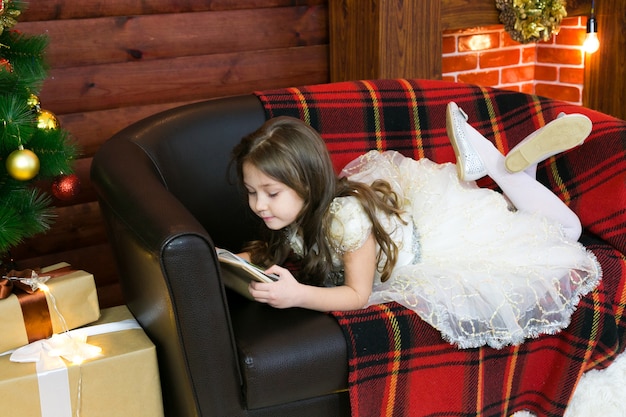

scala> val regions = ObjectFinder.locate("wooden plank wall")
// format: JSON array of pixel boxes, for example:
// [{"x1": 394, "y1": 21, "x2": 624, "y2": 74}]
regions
[
  {"x1": 13, "y1": 0, "x2": 329, "y2": 307},
  {"x1": 583, "y1": 0, "x2": 626, "y2": 121}
]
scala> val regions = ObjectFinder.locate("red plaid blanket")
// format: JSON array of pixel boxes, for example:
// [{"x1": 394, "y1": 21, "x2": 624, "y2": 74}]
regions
[{"x1": 255, "y1": 79, "x2": 626, "y2": 417}]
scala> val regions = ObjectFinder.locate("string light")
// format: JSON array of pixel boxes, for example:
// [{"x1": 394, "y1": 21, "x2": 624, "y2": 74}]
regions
[
  {"x1": 39, "y1": 281, "x2": 71, "y2": 335},
  {"x1": 583, "y1": 0, "x2": 600, "y2": 54},
  {"x1": 41, "y1": 281, "x2": 103, "y2": 359}
]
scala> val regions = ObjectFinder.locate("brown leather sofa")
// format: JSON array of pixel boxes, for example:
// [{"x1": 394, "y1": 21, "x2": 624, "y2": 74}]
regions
[
  {"x1": 91, "y1": 79, "x2": 626, "y2": 417},
  {"x1": 91, "y1": 94, "x2": 350, "y2": 417}
]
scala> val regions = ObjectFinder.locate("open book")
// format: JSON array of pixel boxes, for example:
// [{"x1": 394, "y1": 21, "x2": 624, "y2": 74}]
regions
[{"x1": 217, "y1": 248, "x2": 278, "y2": 299}]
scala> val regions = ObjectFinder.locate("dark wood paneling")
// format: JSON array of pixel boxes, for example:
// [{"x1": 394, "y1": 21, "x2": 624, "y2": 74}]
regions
[
  {"x1": 440, "y1": 0, "x2": 499, "y2": 30},
  {"x1": 57, "y1": 101, "x2": 194, "y2": 157},
  {"x1": 330, "y1": 0, "x2": 441, "y2": 81},
  {"x1": 40, "y1": 45, "x2": 328, "y2": 114},
  {"x1": 20, "y1": 6, "x2": 328, "y2": 68},
  {"x1": 20, "y1": 0, "x2": 327, "y2": 21},
  {"x1": 583, "y1": 0, "x2": 626, "y2": 120},
  {"x1": 12, "y1": 202, "x2": 108, "y2": 260}
]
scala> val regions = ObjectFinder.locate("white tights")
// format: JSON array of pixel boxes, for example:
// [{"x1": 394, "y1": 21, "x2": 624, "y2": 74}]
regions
[{"x1": 464, "y1": 123, "x2": 582, "y2": 241}]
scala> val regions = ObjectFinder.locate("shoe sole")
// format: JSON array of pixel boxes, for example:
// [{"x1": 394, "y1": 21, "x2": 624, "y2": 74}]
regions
[
  {"x1": 446, "y1": 103, "x2": 468, "y2": 181},
  {"x1": 504, "y1": 115, "x2": 592, "y2": 173}
]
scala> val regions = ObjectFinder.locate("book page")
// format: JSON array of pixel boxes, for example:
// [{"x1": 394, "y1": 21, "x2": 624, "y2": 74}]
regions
[{"x1": 216, "y1": 248, "x2": 277, "y2": 283}]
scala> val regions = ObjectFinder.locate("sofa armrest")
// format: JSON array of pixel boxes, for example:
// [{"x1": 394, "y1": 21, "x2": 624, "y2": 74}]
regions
[{"x1": 92, "y1": 133, "x2": 247, "y2": 417}]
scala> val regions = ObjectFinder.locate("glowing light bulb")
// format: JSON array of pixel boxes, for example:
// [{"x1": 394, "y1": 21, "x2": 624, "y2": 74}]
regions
[
  {"x1": 583, "y1": 32, "x2": 600, "y2": 53},
  {"x1": 584, "y1": 11, "x2": 599, "y2": 54}
]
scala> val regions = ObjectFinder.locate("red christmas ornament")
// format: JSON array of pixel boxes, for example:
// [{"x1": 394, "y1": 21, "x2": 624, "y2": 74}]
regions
[
  {"x1": 0, "y1": 58, "x2": 12, "y2": 72},
  {"x1": 51, "y1": 174, "x2": 81, "y2": 201}
]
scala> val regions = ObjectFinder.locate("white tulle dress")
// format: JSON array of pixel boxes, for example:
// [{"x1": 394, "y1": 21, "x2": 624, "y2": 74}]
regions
[{"x1": 311, "y1": 150, "x2": 601, "y2": 349}]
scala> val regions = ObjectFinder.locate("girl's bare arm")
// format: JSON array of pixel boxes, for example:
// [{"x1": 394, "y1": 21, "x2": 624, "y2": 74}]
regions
[{"x1": 250, "y1": 234, "x2": 377, "y2": 311}]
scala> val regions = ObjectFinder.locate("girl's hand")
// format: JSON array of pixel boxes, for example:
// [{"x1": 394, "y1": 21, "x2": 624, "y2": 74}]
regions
[
  {"x1": 248, "y1": 265, "x2": 303, "y2": 308},
  {"x1": 248, "y1": 234, "x2": 377, "y2": 312}
]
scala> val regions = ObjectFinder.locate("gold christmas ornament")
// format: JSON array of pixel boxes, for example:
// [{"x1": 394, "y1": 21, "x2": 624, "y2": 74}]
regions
[
  {"x1": 36, "y1": 109, "x2": 59, "y2": 130},
  {"x1": 27, "y1": 94, "x2": 41, "y2": 111},
  {"x1": 5, "y1": 146, "x2": 40, "y2": 181}
]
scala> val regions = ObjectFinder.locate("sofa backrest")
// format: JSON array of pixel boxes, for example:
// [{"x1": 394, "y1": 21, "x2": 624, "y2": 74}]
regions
[
  {"x1": 255, "y1": 79, "x2": 626, "y2": 255},
  {"x1": 120, "y1": 95, "x2": 269, "y2": 251}
]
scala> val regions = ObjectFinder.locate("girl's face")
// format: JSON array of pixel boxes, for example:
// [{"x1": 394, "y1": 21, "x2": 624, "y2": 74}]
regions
[{"x1": 242, "y1": 162, "x2": 305, "y2": 230}]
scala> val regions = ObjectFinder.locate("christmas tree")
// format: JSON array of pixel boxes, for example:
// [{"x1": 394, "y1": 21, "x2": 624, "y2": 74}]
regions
[{"x1": 0, "y1": 0, "x2": 77, "y2": 260}]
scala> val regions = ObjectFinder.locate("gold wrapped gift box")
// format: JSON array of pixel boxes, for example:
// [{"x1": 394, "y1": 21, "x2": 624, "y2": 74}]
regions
[
  {"x1": 0, "y1": 305, "x2": 164, "y2": 417},
  {"x1": 0, "y1": 263, "x2": 100, "y2": 353}
]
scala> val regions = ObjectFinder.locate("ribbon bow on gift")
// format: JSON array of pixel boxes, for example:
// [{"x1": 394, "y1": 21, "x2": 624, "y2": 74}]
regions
[
  {"x1": 9, "y1": 332, "x2": 102, "y2": 417},
  {"x1": 0, "y1": 268, "x2": 50, "y2": 299},
  {"x1": 1, "y1": 269, "x2": 55, "y2": 344},
  {"x1": 1, "y1": 266, "x2": 76, "y2": 346},
  {"x1": 11, "y1": 332, "x2": 103, "y2": 365},
  {"x1": 7, "y1": 319, "x2": 140, "y2": 417}
]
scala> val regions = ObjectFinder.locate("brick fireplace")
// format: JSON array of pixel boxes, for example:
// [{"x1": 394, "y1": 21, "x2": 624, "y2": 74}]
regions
[{"x1": 442, "y1": 17, "x2": 587, "y2": 105}]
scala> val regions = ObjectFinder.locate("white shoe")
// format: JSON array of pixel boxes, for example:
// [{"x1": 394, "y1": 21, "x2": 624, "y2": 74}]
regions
[
  {"x1": 446, "y1": 102, "x2": 488, "y2": 181},
  {"x1": 504, "y1": 113, "x2": 592, "y2": 173}
]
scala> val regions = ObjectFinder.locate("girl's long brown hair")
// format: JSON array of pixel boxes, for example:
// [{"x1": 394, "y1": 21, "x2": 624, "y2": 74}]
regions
[{"x1": 232, "y1": 116, "x2": 405, "y2": 286}]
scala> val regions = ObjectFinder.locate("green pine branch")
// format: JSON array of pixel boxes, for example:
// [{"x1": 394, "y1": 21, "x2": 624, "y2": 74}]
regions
[
  {"x1": 0, "y1": 0, "x2": 78, "y2": 253},
  {"x1": 29, "y1": 127, "x2": 78, "y2": 177},
  {"x1": 0, "y1": 185, "x2": 54, "y2": 252},
  {"x1": 0, "y1": 29, "x2": 49, "y2": 87},
  {"x1": 0, "y1": 68, "x2": 35, "y2": 96},
  {"x1": 0, "y1": 94, "x2": 35, "y2": 153}
]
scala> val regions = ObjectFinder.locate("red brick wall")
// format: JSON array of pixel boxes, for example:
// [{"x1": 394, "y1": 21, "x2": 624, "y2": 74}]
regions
[{"x1": 442, "y1": 17, "x2": 587, "y2": 104}]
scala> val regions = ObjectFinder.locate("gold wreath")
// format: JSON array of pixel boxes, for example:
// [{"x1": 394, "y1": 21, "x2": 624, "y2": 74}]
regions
[
  {"x1": 0, "y1": 0, "x2": 21, "y2": 37},
  {"x1": 496, "y1": 0, "x2": 568, "y2": 43}
]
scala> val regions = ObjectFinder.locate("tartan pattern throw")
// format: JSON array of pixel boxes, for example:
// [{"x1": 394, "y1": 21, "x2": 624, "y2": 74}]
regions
[{"x1": 255, "y1": 79, "x2": 626, "y2": 417}]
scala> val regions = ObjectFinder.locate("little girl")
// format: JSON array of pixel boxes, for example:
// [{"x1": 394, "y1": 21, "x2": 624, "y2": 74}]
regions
[{"x1": 230, "y1": 102, "x2": 601, "y2": 349}]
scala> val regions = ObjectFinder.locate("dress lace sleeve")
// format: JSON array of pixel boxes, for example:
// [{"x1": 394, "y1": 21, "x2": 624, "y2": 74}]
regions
[{"x1": 328, "y1": 196, "x2": 372, "y2": 254}]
